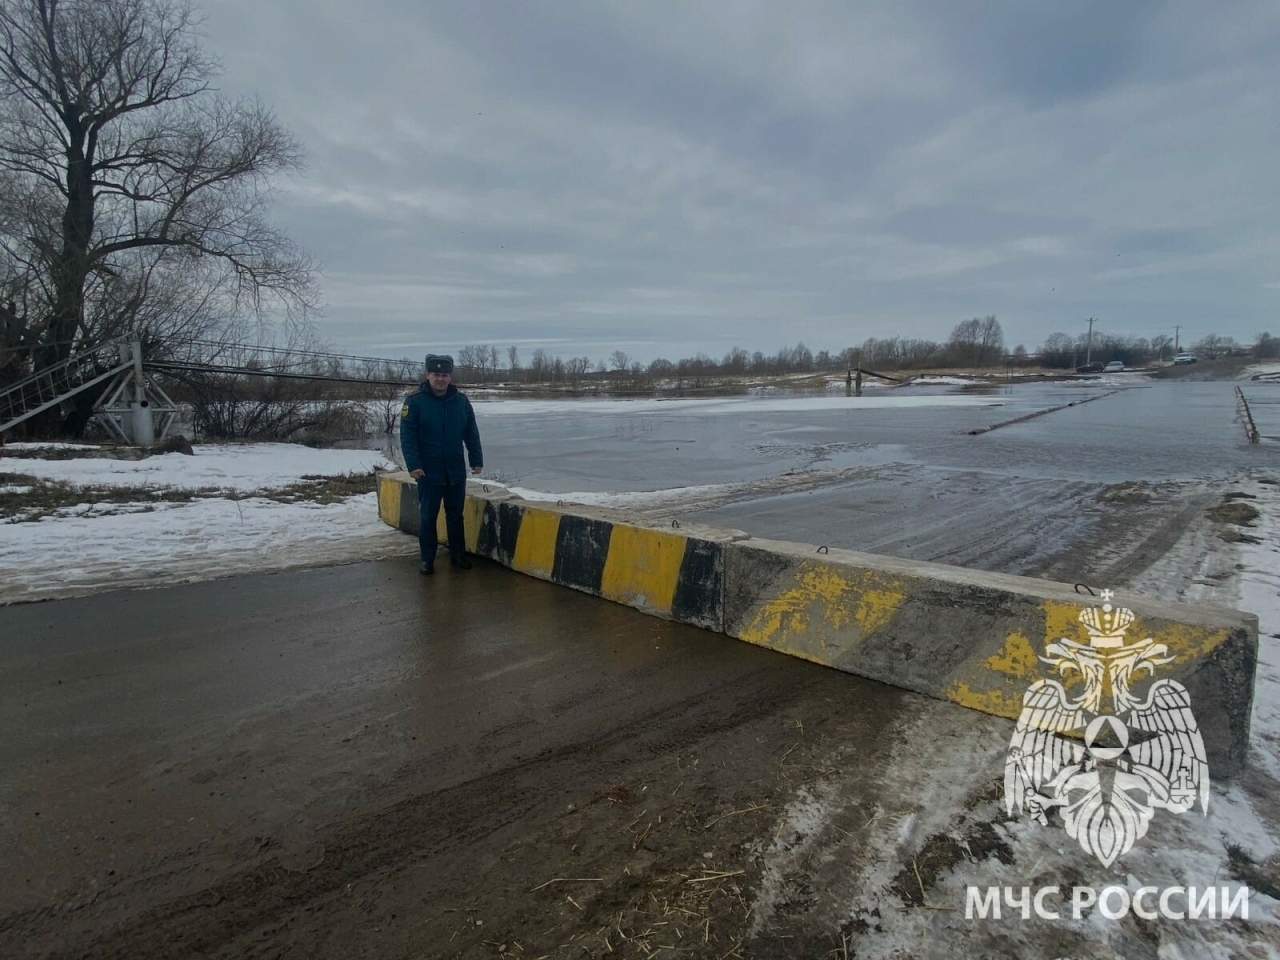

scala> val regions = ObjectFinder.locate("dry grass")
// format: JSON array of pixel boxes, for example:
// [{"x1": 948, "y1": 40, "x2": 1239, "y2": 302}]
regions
[
  {"x1": 0, "y1": 471, "x2": 376, "y2": 522},
  {"x1": 1206, "y1": 500, "x2": 1261, "y2": 527},
  {"x1": 559, "y1": 863, "x2": 756, "y2": 958}
]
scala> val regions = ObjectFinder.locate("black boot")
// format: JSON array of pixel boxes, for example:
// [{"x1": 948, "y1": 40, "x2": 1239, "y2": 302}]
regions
[
  {"x1": 450, "y1": 555, "x2": 473, "y2": 570},
  {"x1": 419, "y1": 561, "x2": 434, "y2": 575}
]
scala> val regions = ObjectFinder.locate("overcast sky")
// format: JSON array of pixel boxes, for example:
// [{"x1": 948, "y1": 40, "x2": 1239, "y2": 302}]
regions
[{"x1": 202, "y1": 1, "x2": 1280, "y2": 364}]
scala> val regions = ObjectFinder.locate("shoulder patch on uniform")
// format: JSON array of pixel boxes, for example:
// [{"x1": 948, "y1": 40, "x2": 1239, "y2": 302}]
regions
[{"x1": 400, "y1": 403, "x2": 410, "y2": 418}]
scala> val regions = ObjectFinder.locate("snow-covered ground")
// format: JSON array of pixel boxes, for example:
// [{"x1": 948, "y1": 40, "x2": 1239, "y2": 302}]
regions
[
  {"x1": 1, "y1": 441, "x2": 102, "y2": 451},
  {"x1": 908, "y1": 375, "x2": 977, "y2": 385},
  {"x1": 1244, "y1": 362, "x2": 1280, "y2": 381},
  {"x1": 0, "y1": 443, "x2": 407, "y2": 605},
  {"x1": 2, "y1": 441, "x2": 390, "y2": 492},
  {"x1": 1063, "y1": 371, "x2": 1156, "y2": 387}
]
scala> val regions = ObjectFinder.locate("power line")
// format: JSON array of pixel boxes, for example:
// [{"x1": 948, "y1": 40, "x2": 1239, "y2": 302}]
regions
[
  {"x1": 146, "y1": 360, "x2": 417, "y2": 387},
  {"x1": 182, "y1": 338, "x2": 419, "y2": 366}
]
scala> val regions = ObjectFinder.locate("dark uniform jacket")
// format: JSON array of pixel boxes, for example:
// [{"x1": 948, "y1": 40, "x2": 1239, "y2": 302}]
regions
[{"x1": 399, "y1": 383, "x2": 483, "y2": 484}]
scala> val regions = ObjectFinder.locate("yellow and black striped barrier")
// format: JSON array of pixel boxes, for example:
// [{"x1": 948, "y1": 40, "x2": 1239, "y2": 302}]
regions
[
  {"x1": 377, "y1": 472, "x2": 736, "y2": 629},
  {"x1": 377, "y1": 471, "x2": 1258, "y2": 776}
]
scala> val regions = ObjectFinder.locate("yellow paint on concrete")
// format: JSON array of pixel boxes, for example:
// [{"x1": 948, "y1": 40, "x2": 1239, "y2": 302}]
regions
[
  {"x1": 1046, "y1": 599, "x2": 1231, "y2": 664},
  {"x1": 984, "y1": 631, "x2": 1041, "y2": 678},
  {"x1": 378, "y1": 474, "x2": 402, "y2": 529},
  {"x1": 600, "y1": 525, "x2": 684, "y2": 612},
  {"x1": 946, "y1": 680, "x2": 1024, "y2": 720},
  {"x1": 856, "y1": 586, "x2": 903, "y2": 636},
  {"x1": 1135, "y1": 620, "x2": 1232, "y2": 662},
  {"x1": 463, "y1": 495, "x2": 485, "y2": 552},
  {"x1": 428, "y1": 496, "x2": 485, "y2": 549},
  {"x1": 1041, "y1": 600, "x2": 1081, "y2": 645},
  {"x1": 946, "y1": 598, "x2": 1239, "y2": 723},
  {"x1": 945, "y1": 630, "x2": 1042, "y2": 721},
  {"x1": 511, "y1": 507, "x2": 561, "y2": 579},
  {"x1": 947, "y1": 600, "x2": 1110, "y2": 720},
  {"x1": 737, "y1": 562, "x2": 906, "y2": 659}
]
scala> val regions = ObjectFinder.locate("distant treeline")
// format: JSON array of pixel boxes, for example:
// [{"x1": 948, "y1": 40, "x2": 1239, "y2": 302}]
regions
[{"x1": 454, "y1": 318, "x2": 1280, "y2": 383}]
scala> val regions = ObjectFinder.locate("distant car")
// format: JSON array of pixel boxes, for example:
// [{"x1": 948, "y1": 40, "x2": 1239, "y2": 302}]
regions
[
  {"x1": 1076, "y1": 361, "x2": 1104, "y2": 373},
  {"x1": 1104, "y1": 360, "x2": 1125, "y2": 372},
  {"x1": 1173, "y1": 352, "x2": 1198, "y2": 364}
]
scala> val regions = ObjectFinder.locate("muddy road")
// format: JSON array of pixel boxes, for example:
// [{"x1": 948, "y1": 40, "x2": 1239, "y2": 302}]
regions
[{"x1": 2, "y1": 559, "x2": 930, "y2": 959}]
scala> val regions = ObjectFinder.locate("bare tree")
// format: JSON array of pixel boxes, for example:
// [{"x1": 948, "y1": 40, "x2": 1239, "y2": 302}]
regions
[
  {"x1": 506, "y1": 344, "x2": 519, "y2": 376},
  {"x1": 0, "y1": 0, "x2": 315, "y2": 377},
  {"x1": 722, "y1": 346, "x2": 748, "y2": 374},
  {"x1": 530, "y1": 348, "x2": 548, "y2": 382},
  {"x1": 565, "y1": 355, "x2": 589, "y2": 386},
  {"x1": 1194, "y1": 334, "x2": 1234, "y2": 359},
  {"x1": 945, "y1": 316, "x2": 1002, "y2": 367},
  {"x1": 163, "y1": 325, "x2": 354, "y2": 441},
  {"x1": 1039, "y1": 332, "x2": 1077, "y2": 369},
  {"x1": 362, "y1": 356, "x2": 418, "y2": 436},
  {"x1": 609, "y1": 349, "x2": 631, "y2": 372},
  {"x1": 456, "y1": 344, "x2": 479, "y2": 380},
  {"x1": 460, "y1": 343, "x2": 494, "y2": 381},
  {"x1": 976, "y1": 315, "x2": 1004, "y2": 365},
  {"x1": 648, "y1": 357, "x2": 674, "y2": 377},
  {"x1": 1150, "y1": 334, "x2": 1173, "y2": 361}
]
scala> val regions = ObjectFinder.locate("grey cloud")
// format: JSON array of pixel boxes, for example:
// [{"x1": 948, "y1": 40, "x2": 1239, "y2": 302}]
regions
[{"x1": 199, "y1": 1, "x2": 1280, "y2": 360}]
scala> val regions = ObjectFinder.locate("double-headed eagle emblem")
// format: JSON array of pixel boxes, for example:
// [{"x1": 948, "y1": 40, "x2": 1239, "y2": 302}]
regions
[{"x1": 1004, "y1": 590, "x2": 1209, "y2": 867}]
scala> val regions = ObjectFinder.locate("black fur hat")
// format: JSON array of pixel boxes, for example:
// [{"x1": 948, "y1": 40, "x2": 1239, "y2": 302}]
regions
[{"x1": 425, "y1": 354, "x2": 454, "y2": 374}]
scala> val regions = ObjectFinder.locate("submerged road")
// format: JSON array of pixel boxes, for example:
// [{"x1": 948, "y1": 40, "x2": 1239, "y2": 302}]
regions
[{"x1": 1, "y1": 557, "x2": 920, "y2": 959}]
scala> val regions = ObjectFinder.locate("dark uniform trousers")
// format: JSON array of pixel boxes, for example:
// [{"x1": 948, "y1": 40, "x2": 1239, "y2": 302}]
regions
[{"x1": 417, "y1": 478, "x2": 467, "y2": 564}]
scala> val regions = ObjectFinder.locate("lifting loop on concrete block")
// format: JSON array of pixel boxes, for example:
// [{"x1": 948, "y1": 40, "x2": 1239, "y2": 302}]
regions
[
  {"x1": 1074, "y1": 583, "x2": 1096, "y2": 596},
  {"x1": 557, "y1": 499, "x2": 564, "y2": 506},
  {"x1": 482, "y1": 484, "x2": 490, "y2": 493},
  {"x1": 817, "y1": 545, "x2": 829, "y2": 554},
  {"x1": 671, "y1": 519, "x2": 680, "y2": 528}
]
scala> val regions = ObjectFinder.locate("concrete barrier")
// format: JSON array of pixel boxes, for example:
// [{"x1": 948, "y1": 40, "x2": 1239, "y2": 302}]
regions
[
  {"x1": 377, "y1": 471, "x2": 1258, "y2": 775},
  {"x1": 723, "y1": 538, "x2": 1256, "y2": 775},
  {"x1": 379, "y1": 473, "x2": 735, "y2": 630}
]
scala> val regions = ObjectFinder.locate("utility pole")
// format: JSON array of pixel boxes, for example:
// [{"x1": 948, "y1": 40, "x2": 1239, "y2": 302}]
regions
[
  {"x1": 1085, "y1": 317, "x2": 1096, "y2": 364},
  {"x1": 1174, "y1": 324, "x2": 1181, "y2": 353}
]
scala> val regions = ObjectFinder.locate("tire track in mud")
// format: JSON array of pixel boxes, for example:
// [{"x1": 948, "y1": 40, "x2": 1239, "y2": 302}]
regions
[
  {"x1": 1034, "y1": 484, "x2": 1220, "y2": 587},
  {"x1": 671, "y1": 465, "x2": 1225, "y2": 586},
  {"x1": 2, "y1": 664, "x2": 907, "y2": 960}
]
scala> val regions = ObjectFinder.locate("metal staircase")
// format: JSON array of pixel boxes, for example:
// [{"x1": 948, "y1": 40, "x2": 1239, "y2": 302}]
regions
[
  {"x1": 3, "y1": 335, "x2": 420, "y2": 444},
  {"x1": 0, "y1": 337, "x2": 133, "y2": 435},
  {"x1": 1, "y1": 337, "x2": 179, "y2": 442}
]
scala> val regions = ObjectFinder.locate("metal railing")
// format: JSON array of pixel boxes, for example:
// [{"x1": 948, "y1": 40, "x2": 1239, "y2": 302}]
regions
[
  {"x1": 0, "y1": 337, "x2": 132, "y2": 435},
  {"x1": 1235, "y1": 386, "x2": 1260, "y2": 444}
]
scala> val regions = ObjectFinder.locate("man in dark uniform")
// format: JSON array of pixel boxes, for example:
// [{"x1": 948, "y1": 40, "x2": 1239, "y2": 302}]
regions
[{"x1": 399, "y1": 354, "x2": 484, "y2": 574}]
